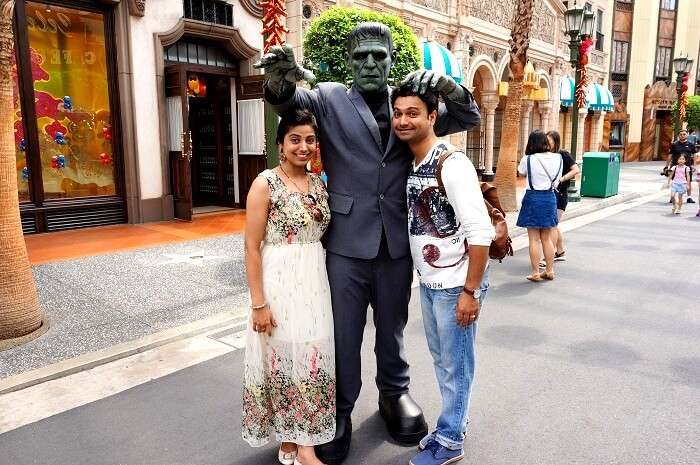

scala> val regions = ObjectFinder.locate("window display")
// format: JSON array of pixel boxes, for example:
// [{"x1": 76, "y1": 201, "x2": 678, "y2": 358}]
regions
[{"x1": 26, "y1": 2, "x2": 116, "y2": 199}]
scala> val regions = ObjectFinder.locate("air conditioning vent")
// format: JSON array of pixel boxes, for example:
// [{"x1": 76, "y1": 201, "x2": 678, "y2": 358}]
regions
[
  {"x1": 46, "y1": 206, "x2": 126, "y2": 232},
  {"x1": 21, "y1": 215, "x2": 37, "y2": 235}
]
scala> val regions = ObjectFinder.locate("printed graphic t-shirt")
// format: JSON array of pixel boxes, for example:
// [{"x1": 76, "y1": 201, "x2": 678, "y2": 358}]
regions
[{"x1": 407, "y1": 142, "x2": 495, "y2": 290}]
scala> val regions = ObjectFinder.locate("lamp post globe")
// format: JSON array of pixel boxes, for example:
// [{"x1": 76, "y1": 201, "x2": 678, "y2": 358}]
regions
[
  {"x1": 673, "y1": 55, "x2": 689, "y2": 75},
  {"x1": 564, "y1": 6, "x2": 585, "y2": 38},
  {"x1": 581, "y1": 11, "x2": 596, "y2": 38}
]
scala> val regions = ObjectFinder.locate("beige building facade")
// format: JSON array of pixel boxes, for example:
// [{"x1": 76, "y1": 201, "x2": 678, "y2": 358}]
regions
[
  {"x1": 604, "y1": 0, "x2": 700, "y2": 161},
  {"x1": 286, "y1": 0, "x2": 613, "y2": 176}
]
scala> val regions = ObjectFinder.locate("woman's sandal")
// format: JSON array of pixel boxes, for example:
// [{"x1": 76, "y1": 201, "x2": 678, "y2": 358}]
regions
[
  {"x1": 526, "y1": 274, "x2": 544, "y2": 282},
  {"x1": 540, "y1": 271, "x2": 555, "y2": 280},
  {"x1": 279, "y1": 447, "x2": 297, "y2": 465}
]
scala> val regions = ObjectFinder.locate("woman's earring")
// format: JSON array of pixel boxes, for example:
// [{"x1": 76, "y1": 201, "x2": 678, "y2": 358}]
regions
[{"x1": 279, "y1": 151, "x2": 287, "y2": 162}]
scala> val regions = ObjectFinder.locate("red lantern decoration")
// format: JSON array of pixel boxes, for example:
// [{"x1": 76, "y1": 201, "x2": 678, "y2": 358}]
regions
[
  {"x1": 102, "y1": 126, "x2": 112, "y2": 141},
  {"x1": 261, "y1": 0, "x2": 289, "y2": 54},
  {"x1": 680, "y1": 73, "x2": 690, "y2": 123},
  {"x1": 575, "y1": 37, "x2": 594, "y2": 109}
]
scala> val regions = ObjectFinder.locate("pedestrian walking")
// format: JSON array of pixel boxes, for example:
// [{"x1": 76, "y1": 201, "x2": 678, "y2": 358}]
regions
[
  {"x1": 668, "y1": 130, "x2": 698, "y2": 203},
  {"x1": 668, "y1": 154, "x2": 691, "y2": 215},
  {"x1": 517, "y1": 130, "x2": 562, "y2": 282},
  {"x1": 540, "y1": 131, "x2": 579, "y2": 268},
  {"x1": 242, "y1": 109, "x2": 335, "y2": 465},
  {"x1": 392, "y1": 84, "x2": 494, "y2": 465}
]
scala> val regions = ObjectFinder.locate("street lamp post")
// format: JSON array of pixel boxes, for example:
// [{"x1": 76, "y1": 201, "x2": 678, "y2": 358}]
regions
[
  {"x1": 673, "y1": 55, "x2": 694, "y2": 134},
  {"x1": 564, "y1": 5, "x2": 595, "y2": 202}
]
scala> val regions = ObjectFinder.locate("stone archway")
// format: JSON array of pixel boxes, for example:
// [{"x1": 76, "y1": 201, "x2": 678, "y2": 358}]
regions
[{"x1": 468, "y1": 59, "x2": 499, "y2": 179}]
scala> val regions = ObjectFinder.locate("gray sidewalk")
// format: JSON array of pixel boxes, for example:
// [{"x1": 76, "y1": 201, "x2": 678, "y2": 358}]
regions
[{"x1": 0, "y1": 161, "x2": 668, "y2": 381}]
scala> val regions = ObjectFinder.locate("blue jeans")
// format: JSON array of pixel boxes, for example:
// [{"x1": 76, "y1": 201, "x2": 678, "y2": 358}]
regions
[{"x1": 419, "y1": 269, "x2": 490, "y2": 450}]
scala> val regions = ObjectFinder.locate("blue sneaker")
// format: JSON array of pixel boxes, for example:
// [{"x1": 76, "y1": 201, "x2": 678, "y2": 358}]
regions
[{"x1": 409, "y1": 440, "x2": 464, "y2": 465}]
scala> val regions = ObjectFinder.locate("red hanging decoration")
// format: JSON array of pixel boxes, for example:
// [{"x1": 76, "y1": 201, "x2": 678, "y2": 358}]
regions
[
  {"x1": 575, "y1": 37, "x2": 594, "y2": 109},
  {"x1": 261, "y1": 0, "x2": 289, "y2": 53},
  {"x1": 679, "y1": 73, "x2": 689, "y2": 124}
]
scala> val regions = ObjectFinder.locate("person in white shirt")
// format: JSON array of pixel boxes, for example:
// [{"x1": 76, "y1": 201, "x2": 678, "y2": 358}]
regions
[
  {"x1": 516, "y1": 130, "x2": 562, "y2": 282},
  {"x1": 391, "y1": 84, "x2": 495, "y2": 465}
]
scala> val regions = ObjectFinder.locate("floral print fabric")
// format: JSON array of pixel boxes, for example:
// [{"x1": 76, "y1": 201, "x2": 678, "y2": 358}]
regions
[
  {"x1": 242, "y1": 169, "x2": 336, "y2": 447},
  {"x1": 261, "y1": 170, "x2": 330, "y2": 245}
]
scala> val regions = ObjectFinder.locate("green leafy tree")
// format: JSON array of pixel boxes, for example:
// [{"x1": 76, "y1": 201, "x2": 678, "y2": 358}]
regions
[
  {"x1": 303, "y1": 7, "x2": 421, "y2": 86},
  {"x1": 686, "y1": 95, "x2": 700, "y2": 131},
  {"x1": 672, "y1": 95, "x2": 700, "y2": 131}
]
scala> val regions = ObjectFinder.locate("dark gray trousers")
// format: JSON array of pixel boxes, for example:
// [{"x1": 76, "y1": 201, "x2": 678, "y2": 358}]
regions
[{"x1": 326, "y1": 241, "x2": 413, "y2": 417}]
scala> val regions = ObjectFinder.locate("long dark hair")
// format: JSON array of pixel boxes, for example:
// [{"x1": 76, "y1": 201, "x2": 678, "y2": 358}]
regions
[
  {"x1": 546, "y1": 130, "x2": 561, "y2": 153},
  {"x1": 275, "y1": 109, "x2": 319, "y2": 144},
  {"x1": 525, "y1": 130, "x2": 551, "y2": 155}
]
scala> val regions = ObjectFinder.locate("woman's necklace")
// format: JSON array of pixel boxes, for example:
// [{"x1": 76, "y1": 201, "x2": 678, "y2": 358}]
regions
[
  {"x1": 279, "y1": 165, "x2": 309, "y2": 194},
  {"x1": 279, "y1": 165, "x2": 323, "y2": 221}
]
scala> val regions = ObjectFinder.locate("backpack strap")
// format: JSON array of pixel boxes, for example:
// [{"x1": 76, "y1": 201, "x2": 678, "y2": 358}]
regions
[{"x1": 436, "y1": 143, "x2": 461, "y2": 191}]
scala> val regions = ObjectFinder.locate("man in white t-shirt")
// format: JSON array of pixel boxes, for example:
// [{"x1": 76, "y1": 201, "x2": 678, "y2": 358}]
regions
[{"x1": 391, "y1": 84, "x2": 495, "y2": 465}]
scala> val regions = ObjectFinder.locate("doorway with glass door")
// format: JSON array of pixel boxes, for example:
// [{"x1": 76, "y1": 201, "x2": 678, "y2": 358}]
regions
[{"x1": 188, "y1": 73, "x2": 236, "y2": 213}]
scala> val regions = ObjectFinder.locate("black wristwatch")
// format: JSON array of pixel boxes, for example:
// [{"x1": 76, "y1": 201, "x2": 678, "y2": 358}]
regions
[{"x1": 463, "y1": 286, "x2": 482, "y2": 300}]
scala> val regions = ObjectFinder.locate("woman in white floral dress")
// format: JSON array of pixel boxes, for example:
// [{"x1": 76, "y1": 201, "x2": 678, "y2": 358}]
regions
[{"x1": 242, "y1": 109, "x2": 335, "y2": 465}]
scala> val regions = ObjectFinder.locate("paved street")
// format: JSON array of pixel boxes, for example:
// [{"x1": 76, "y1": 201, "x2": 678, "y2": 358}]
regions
[{"x1": 1, "y1": 197, "x2": 697, "y2": 465}]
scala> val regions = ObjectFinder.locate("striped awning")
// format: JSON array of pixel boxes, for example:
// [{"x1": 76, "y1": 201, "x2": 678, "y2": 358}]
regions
[
  {"x1": 560, "y1": 76, "x2": 614, "y2": 111},
  {"x1": 421, "y1": 40, "x2": 463, "y2": 84},
  {"x1": 559, "y1": 75, "x2": 576, "y2": 107},
  {"x1": 586, "y1": 83, "x2": 615, "y2": 111}
]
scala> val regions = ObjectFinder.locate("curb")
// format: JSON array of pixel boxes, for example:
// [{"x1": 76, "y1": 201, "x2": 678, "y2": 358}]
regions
[
  {"x1": 508, "y1": 191, "x2": 644, "y2": 238},
  {"x1": 0, "y1": 310, "x2": 248, "y2": 396}
]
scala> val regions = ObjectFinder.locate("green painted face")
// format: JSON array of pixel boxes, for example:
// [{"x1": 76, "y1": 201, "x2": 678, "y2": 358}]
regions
[{"x1": 346, "y1": 38, "x2": 395, "y2": 94}]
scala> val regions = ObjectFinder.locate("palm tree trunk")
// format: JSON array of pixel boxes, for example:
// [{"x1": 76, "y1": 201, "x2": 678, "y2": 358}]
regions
[
  {"x1": 0, "y1": 0, "x2": 43, "y2": 340},
  {"x1": 494, "y1": 0, "x2": 534, "y2": 212}
]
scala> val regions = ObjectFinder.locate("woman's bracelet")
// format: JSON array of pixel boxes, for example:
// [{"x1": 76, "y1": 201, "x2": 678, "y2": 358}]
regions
[{"x1": 251, "y1": 302, "x2": 268, "y2": 310}]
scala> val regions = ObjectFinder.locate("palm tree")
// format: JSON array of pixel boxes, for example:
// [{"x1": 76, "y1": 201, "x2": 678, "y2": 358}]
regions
[
  {"x1": 494, "y1": 0, "x2": 534, "y2": 212},
  {"x1": 0, "y1": 0, "x2": 43, "y2": 341}
]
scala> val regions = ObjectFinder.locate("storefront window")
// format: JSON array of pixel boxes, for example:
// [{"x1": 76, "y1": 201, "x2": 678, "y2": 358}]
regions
[
  {"x1": 12, "y1": 46, "x2": 30, "y2": 202},
  {"x1": 609, "y1": 121, "x2": 625, "y2": 147},
  {"x1": 26, "y1": 2, "x2": 116, "y2": 199}
]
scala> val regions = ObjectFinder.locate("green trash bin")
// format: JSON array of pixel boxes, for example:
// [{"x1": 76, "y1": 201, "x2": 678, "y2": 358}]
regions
[{"x1": 580, "y1": 152, "x2": 621, "y2": 198}]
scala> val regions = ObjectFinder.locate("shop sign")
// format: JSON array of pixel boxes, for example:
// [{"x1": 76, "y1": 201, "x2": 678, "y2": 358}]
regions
[{"x1": 650, "y1": 97, "x2": 674, "y2": 111}]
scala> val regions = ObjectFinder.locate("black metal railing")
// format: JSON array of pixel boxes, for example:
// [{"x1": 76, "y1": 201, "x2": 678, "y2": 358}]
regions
[{"x1": 184, "y1": 0, "x2": 233, "y2": 26}]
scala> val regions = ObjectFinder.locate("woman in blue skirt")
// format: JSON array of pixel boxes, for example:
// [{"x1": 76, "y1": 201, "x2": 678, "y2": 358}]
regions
[{"x1": 517, "y1": 130, "x2": 562, "y2": 282}]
